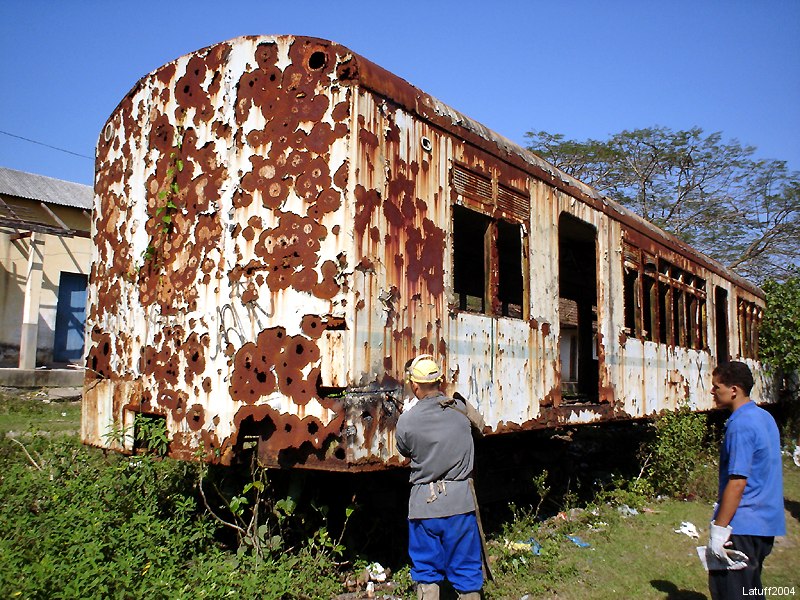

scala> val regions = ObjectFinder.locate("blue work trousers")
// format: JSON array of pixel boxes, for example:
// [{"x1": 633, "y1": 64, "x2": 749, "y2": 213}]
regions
[{"x1": 408, "y1": 512, "x2": 483, "y2": 593}]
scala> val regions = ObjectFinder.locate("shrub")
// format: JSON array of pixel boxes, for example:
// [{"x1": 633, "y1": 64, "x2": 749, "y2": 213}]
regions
[
  {"x1": 644, "y1": 406, "x2": 717, "y2": 499},
  {"x1": 0, "y1": 436, "x2": 342, "y2": 599},
  {"x1": 596, "y1": 474, "x2": 654, "y2": 510}
]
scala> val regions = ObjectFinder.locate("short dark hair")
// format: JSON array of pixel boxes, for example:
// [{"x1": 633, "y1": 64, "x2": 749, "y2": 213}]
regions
[{"x1": 712, "y1": 361, "x2": 754, "y2": 395}]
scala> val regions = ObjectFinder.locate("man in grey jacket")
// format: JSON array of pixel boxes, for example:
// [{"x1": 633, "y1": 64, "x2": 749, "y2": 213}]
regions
[{"x1": 396, "y1": 354, "x2": 483, "y2": 600}]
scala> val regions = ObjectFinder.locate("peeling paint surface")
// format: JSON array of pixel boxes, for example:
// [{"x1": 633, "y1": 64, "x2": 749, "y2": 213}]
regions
[{"x1": 83, "y1": 35, "x2": 773, "y2": 471}]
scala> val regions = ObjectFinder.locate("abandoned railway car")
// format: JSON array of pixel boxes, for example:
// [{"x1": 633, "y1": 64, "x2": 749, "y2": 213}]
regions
[{"x1": 82, "y1": 34, "x2": 771, "y2": 470}]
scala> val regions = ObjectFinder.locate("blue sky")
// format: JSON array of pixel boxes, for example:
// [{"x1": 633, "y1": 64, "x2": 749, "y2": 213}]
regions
[{"x1": 1, "y1": 0, "x2": 798, "y2": 186}]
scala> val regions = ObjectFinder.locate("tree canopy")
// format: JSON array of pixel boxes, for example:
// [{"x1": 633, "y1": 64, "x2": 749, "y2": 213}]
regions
[{"x1": 525, "y1": 127, "x2": 800, "y2": 282}]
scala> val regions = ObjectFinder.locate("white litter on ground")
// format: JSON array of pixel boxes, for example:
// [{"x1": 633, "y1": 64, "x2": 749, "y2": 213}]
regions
[
  {"x1": 674, "y1": 521, "x2": 700, "y2": 539},
  {"x1": 367, "y1": 562, "x2": 386, "y2": 582}
]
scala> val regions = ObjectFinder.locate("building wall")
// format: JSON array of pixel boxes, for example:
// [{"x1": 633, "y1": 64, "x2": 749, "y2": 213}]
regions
[
  {"x1": 0, "y1": 195, "x2": 91, "y2": 366},
  {"x1": 0, "y1": 233, "x2": 28, "y2": 364}
]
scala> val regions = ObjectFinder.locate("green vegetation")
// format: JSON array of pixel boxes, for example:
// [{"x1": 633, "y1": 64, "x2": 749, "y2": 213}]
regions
[
  {"x1": 761, "y1": 270, "x2": 800, "y2": 377},
  {"x1": 760, "y1": 270, "x2": 800, "y2": 444},
  {"x1": 2, "y1": 393, "x2": 798, "y2": 599},
  {"x1": 645, "y1": 406, "x2": 718, "y2": 500},
  {"x1": 0, "y1": 392, "x2": 345, "y2": 600},
  {"x1": 0, "y1": 390, "x2": 80, "y2": 435}
]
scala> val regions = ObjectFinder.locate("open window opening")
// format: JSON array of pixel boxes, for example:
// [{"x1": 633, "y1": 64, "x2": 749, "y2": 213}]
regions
[
  {"x1": 737, "y1": 297, "x2": 761, "y2": 359},
  {"x1": 452, "y1": 204, "x2": 527, "y2": 319},
  {"x1": 559, "y1": 213, "x2": 598, "y2": 403},
  {"x1": 497, "y1": 220, "x2": 524, "y2": 318},
  {"x1": 715, "y1": 287, "x2": 729, "y2": 363},
  {"x1": 623, "y1": 267, "x2": 638, "y2": 335},
  {"x1": 658, "y1": 280, "x2": 670, "y2": 345},
  {"x1": 453, "y1": 205, "x2": 490, "y2": 313},
  {"x1": 622, "y1": 246, "x2": 707, "y2": 351},
  {"x1": 642, "y1": 271, "x2": 656, "y2": 342}
]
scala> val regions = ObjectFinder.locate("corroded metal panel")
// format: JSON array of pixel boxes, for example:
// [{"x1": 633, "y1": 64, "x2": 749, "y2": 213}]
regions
[
  {"x1": 85, "y1": 36, "x2": 356, "y2": 467},
  {"x1": 447, "y1": 312, "x2": 496, "y2": 422}
]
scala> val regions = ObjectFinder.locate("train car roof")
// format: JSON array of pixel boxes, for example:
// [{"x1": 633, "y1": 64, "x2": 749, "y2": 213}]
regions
[{"x1": 110, "y1": 34, "x2": 764, "y2": 299}]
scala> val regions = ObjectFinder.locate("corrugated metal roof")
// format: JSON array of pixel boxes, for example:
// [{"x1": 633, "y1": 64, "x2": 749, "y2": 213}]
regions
[{"x1": 0, "y1": 166, "x2": 92, "y2": 210}]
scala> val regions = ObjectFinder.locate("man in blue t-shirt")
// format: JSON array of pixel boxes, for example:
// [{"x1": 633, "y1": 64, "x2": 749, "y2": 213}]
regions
[{"x1": 708, "y1": 361, "x2": 786, "y2": 600}]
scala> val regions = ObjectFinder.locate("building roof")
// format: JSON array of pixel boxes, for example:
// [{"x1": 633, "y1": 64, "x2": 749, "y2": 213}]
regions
[{"x1": 0, "y1": 166, "x2": 92, "y2": 210}]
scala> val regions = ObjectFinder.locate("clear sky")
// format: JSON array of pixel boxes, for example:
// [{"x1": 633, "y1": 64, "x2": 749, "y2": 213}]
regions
[{"x1": 1, "y1": 0, "x2": 798, "y2": 186}]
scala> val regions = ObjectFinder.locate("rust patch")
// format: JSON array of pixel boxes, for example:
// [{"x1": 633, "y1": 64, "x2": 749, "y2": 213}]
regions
[
  {"x1": 186, "y1": 404, "x2": 206, "y2": 431},
  {"x1": 230, "y1": 401, "x2": 345, "y2": 468},
  {"x1": 86, "y1": 327, "x2": 113, "y2": 380}
]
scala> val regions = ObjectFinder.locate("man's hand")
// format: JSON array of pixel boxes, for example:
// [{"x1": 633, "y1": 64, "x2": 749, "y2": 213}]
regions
[{"x1": 708, "y1": 521, "x2": 734, "y2": 565}]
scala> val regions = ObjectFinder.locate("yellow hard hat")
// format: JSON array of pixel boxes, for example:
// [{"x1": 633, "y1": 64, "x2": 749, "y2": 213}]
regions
[{"x1": 406, "y1": 354, "x2": 442, "y2": 384}]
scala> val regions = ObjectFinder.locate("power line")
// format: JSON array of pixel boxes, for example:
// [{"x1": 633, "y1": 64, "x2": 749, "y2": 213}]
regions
[{"x1": 0, "y1": 129, "x2": 93, "y2": 160}]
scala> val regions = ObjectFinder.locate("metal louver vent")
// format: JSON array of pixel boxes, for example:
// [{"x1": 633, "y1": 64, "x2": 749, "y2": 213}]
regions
[
  {"x1": 497, "y1": 184, "x2": 530, "y2": 220},
  {"x1": 623, "y1": 241, "x2": 640, "y2": 267},
  {"x1": 452, "y1": 165, "x2": 492, "y2": 205}
]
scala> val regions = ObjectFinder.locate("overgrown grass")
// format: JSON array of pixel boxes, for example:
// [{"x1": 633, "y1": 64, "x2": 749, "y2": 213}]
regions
[
  {"x1": 0, "y1": 390, "x2": 81, "y2": 435},
  {"x1": 480, "y1": 407, "x2": 800, "y2": 599},
  {"x1": 528, "y1": 459, "x2": 800, "y2": 600}
]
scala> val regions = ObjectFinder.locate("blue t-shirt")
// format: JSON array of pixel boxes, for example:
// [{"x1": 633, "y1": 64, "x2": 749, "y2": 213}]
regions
[{"x1": 715, "y1": 401, "x2": 786, "y2": 536}]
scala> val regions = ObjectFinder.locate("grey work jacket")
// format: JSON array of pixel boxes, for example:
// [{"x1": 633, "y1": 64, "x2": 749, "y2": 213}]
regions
[{"x1": 395, "y1": 392, "x2": 476, "y2": 519}]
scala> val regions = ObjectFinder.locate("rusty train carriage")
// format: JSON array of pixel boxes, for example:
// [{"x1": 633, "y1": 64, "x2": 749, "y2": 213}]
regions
[{"x1": 82, "y1": 35, "x2": 771, "y2": 470}]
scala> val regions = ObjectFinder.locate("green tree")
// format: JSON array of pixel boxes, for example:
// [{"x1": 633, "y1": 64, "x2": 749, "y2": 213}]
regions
[
  {"x1": 526, "y1": 127, "x2": 800, "y2": 281},
  {"x1": 760, "y1": 269, "x2": 800, "y2": 377}
]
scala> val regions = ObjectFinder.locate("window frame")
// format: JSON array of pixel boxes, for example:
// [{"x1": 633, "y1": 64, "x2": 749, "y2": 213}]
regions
[
  {"x1": 621, "y1": 241, "x2": 708, "y2": 350},
  {"x1": 450, "y1": 163, "x2": 530, "y2": 321}
]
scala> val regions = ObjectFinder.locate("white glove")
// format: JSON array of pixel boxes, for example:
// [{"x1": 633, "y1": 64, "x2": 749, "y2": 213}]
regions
[{"x1": 709, "y1": 521, "x2": 734, "y2": 565}]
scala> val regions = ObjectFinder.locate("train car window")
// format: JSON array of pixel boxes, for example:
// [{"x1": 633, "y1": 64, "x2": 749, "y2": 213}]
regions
[
  {"x1": 687, "y1": 292, "x2": 698, "y2": 349},
  {"x1": 451, "y1": 163, "x2": 530, "y2": 320},
  {"x1": 623, "y1": 268, "x2": 638, "y2": 335},
  {"x1": 737, "y1": 298, "x2": 762, "y2": 359},
  {"x1": 715, "y1": 287, "x2": 730, "y2": 362},
  {"x1": 497, "y1": 220, "x2": 524, "y2": 318},
  {"x1": 642, "y1": 273, "x2": 656, "y2": 341},
  {"x1": 673, "y1": 289, "x2": 685, "y2": 347},
  {"x1": 621, "y1": 244, "x2": 708, "y2": 350},
  {"x1": 453, "y1": 205, "x2": 490, "y2": 313},
  {"x1": 658, "y1": 280, "x2": 671, "y2": 344},
  {"x1": 699, "y1": 297, "x2": 708, "y2": 350},
  {"x1": 622, "y1": 242, "x2": 640, "y2": 336}
]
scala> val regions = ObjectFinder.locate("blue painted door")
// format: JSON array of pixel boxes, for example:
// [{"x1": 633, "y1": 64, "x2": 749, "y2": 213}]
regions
[{"x1": 53, "y1": 272, "x2": 89, "y2": 363}]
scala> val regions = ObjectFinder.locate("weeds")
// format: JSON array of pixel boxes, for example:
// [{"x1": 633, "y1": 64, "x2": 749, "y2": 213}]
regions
[
  {"x1": 596, "y1": 474, "x2": 654, "y2": 510},
  {"x1": 0, "y1": 434, "x2": 344, "y2": 599},
  {"x1": 486, "y1": 501, "x2": 579, "y2": 598},
  {"x1": 644, "y1": 405, "x2": 718, "y2": 499}
]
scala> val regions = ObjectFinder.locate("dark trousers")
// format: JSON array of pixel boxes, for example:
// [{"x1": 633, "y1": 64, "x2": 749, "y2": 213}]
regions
[{"x1": 709, "y1": 534, "x2": 775, "y2": 600}]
